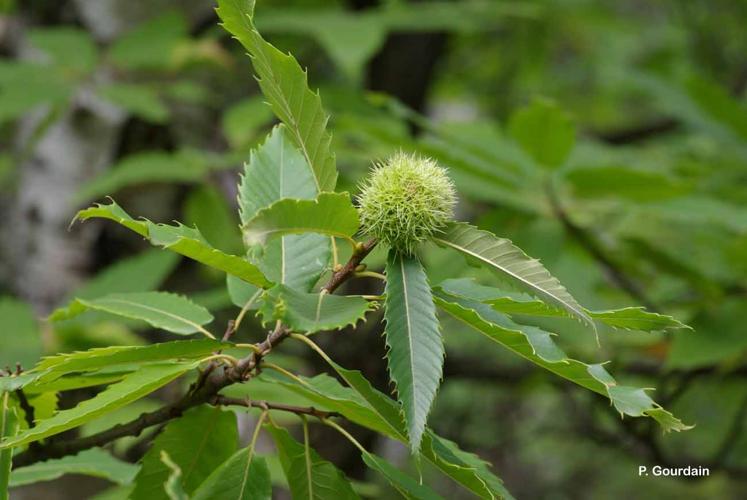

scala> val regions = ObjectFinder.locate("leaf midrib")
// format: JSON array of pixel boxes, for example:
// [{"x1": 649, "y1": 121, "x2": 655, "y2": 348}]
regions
[
  {"x1": 436, "y1": 296, "x2": 608, "y2": 398},
  {"x1": 434, "y1": 235, "x2": 589, "y2": 325},
  {"x1": 90, "y1": 297, "x2": 205, "y2": 332},
  {"x1": 400, "y1": 255, "x2": 419, "y2": 421},
  {"x1": 250, "y1": 30, "x2": 323, "y2": 193},
  {"x1": 314, "y1": 293, "x2": 326, "y2": 330},
  {"x1": 180, "y1": 414, "x2": 220, "y2": 491}
]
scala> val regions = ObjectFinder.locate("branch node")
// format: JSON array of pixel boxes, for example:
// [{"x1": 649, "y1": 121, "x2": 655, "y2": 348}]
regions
[{"x1": 222, "y1": 319, "x2": 237, "y2": 341}]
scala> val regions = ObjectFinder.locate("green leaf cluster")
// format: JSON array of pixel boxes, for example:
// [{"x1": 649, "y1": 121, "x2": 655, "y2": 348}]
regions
[{"x1": 0, "y1": 2, "x2": 703, "y2": 498}]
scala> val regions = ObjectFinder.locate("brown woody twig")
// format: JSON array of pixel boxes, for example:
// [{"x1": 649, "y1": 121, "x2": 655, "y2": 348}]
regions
[{"x1": 211, "y1": 395, "x2": 340, "y2": 420}]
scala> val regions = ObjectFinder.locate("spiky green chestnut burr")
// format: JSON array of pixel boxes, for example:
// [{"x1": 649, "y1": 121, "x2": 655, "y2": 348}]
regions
[{"x1": 357, "y1": 152, "x2": 457, "y2": 255}]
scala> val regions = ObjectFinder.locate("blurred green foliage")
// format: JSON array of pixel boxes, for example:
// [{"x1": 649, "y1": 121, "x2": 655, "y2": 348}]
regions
[{"x1": 1, "y1": 0, "x2": 747, "y2": 498}]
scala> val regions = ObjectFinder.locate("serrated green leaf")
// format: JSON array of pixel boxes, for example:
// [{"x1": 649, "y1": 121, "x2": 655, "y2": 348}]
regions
[
  {"x1": 1, "y1": 393, "x2": 20, "y2": 500},
  {"x1": 160, "y1": 452, "x2": 188, "y2": 500},
  {"x1": 508, "y1": 98, "x2": 575, "y2": 167},
  {"x1": 422, "y1": 432, "x2": 513, "y2": 500},
  {"x1": 192, "y1": 450, "x2": 271, "y2": 500},
  {"x1": 238, "y1": 125, "x2": 329, "y2": 291},
  {"x1": 149, "y1": 221, "x2": 265, "y2": 285},
  {"x1": 258, "y1": 284, "x2": 375, "y2": 334},
  {"x1": 49, "y1": 292, "x2": 215, "y2": 337},
  {"x1": 270, "y1": 352, "x2": 510, "y2": 499},
  {"x1": 217, "y1": 0, "x2": 338, "y2": 192},
  {"x1": 243, "y1": 193, "x2": 359, "y2": 246},
  {"x1": 258, "y1": 234, "x2": 329, "y2": 292},
  {"x1": 606, "y1": 385, "x2": 660, "y2": 417},
  {"x1": 24, "y1": 372, "x2": 132, "y2": 395},
  {"x1": 438, "y1": 279, "x2": 558, "y2": 316},
  {"x1": 29, "y1": 339, "x2": 221, "y2": 380},
  {"x1": 434, "y1": 223, "x2": 593, "y2": 330},
  {"x1": 0, "y1": 362, "x2": 197, "y2": 449},
  {"x1": 240, "y1": 378, "x2": 448, "y2": 499},
  {"x1": 588, "y1": 307, "x2": 691, "y2": 333},
  {"x1": 361, "y1": 452, "x2": 442, "y2": 500},
  {"x1": 434, "y1": 292, "x2": 691, "y2": 432},
  {"x1": 9, "y1": 448, "x2": 138, "y2": 487},
  {"x1": 260, "y1": 371, "x2": 401, "y2": 439},
  {"x1": 74, "y1": 200, "x2": 270, "y2": 288},
  {"x1": 325, "y1": 363, "x2": 405, "y2": 437},
  {"x1": 384, "y1": 251, "x2": 443, "y2": 453},
  {"x1": 265, "y1": 423, "x2": 358, "y2": 500},
  {"x1": 439, "y1": 278, "x2": 690, "y2": 333},
  {"x1": 239, "y1": 126, "x2": 317, "y2": 223},
  {"x1": 131, "y1": 406, "x2": 238, "y2": 500}
]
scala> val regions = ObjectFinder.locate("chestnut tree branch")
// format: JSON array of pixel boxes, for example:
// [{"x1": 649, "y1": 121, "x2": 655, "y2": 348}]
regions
[
  {"x1": 12, "y1": 239, "x2": 377, "y2": 468},
  {"x1": 211, "y1": 395, "x2": 340, "y2": 420}
]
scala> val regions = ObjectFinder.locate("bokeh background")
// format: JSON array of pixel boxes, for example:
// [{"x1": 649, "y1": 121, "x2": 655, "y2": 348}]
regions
[{"x1": 2, "y1": 0, "x2": 747, "y2": 498}]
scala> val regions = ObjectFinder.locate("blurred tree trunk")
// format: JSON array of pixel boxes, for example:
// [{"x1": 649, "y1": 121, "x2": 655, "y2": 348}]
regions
[
  {"x1": 0, "y1": 4, "x2": 129, "y2": 315},
  {"x1": 4, "y1": 96, "x2": 126, "y2": 313},
  {"x1": 1, "y1": 0, "x2": 212, "y2": 312},
  {"x1": 367, "y1": 31, "x2": 447, "y2": 115},
  {"x1": 351, "y1": 0, "x2": 447, "y2": 115},
  {"x1": 2, "y1": 1, "x2": 167, "y2": 499}
]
